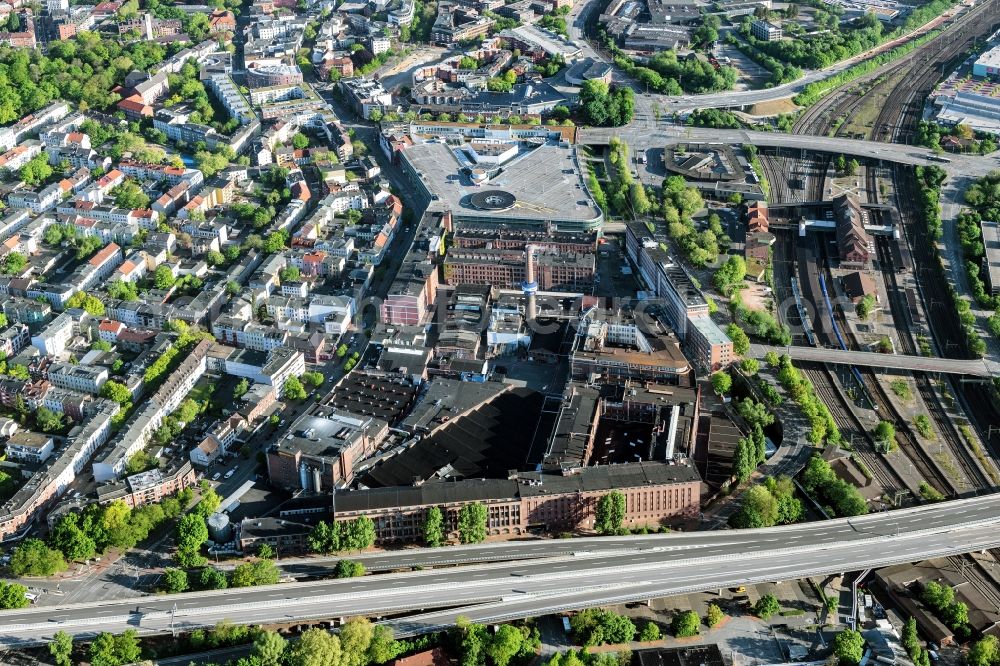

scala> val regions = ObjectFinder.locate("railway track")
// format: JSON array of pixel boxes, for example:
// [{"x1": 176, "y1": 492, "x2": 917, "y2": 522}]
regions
[
  {"x1": 793, "y1": 0, "x2": 999, "y2": 139},
  {"x1": 804, "y1": 364, "x2": 902, "y2": 494},
  {"x1": 772, "y1": 225, "x2": 908, "y2": 494},
  {"x1": 874, "y1": 234, "x2": 991, "y2": 492},
  {"x1": 783, "y1": 0, "x2": 1000, "y2": 495},
  {"x1": 811, "y1": 238, "x2": 953, "y2": 497}
]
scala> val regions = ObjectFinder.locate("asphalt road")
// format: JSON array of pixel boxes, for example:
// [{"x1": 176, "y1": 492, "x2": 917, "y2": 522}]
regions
[
  {"x1": 3, "y1": 495, "x2": 1000, "y2": 645},
  {"x1": 577, "y1": 126, "x2": 999, "y2": 178}
]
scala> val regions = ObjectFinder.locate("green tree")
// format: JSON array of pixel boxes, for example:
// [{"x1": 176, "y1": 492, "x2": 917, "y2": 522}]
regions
[
  {"x1": 873, "y1": 421, "x2": 896, "y2": 448},
  {"x1": 50, "y1": 630, "x2": 74, "y2": 666},
  {"x1": 968, "y1": 636, "x2": 999, "y2": 666},
  {"x1": 368, "y1": 625, "x2": 399, "y2": 665},
  {"x1": 740, "y1": 358, "x2": 760, "y2": 375},
  {"x1": 671, "y1": 610, "x2": 700, "y2": 638},
  {"x1": 335, "y1": 559, "x2": 365, "y2": 578},
  {"x1": 727, "y1": 324, "x2": 750, "y2": 356},
  {"x1": 233, "y1": 377, "x2": 249, "y2": 399},
  {"x1": 706, "y1": 603, "x2": 725, "y2": 627},
  {"x1": 302, "y1": 371, "x2": 325, "y2": 388},
  {"x1": 231, "y1": 559, "x2": 280, "y2": 587},
  {"x1": 51, "y1": 512, "x2": 97, "y2": 561},
  {"x1": 856, "y1": 294, "x2": 876, "y2": 320},
  {"x1": 901, "y1": 617, "x2": 919, "y2": 656},
  {"x1": 286, "y1": 627, "x2": 342, "y2": 666},
  {"x1": 342, "y1": 516, "x2": 375, "y2": 550},
  {"x1": 153, "y1": 264, "x2": 176, "y2": 289},
  {"x1": 9, "y1": 538, "x2": 66, "y2": 576},
  {"x1": 833, "y1": 629, "x2": 865, "y2": 666},
  {"x1": 257, "y1": 543, "x2": 276, "y2": 559},
  {"x1": 731, "y1": 436, "x2": 758, "y2": 484},
  {"x1": 424, "y1": 506, "x2": 444, "y2": 547},
  {"x1": 161, "y1": 567, "x2": 189, "y2": 593},
  {"x1": 283, "y1": 375, "x2": 307, "y2": 400},
  {"x1": 1, "y1": 251, "x2": 26, "y2": 274},
  {"x1": 738, "y1": 399, "x2": 775, "y2": 430},
  {"x1": 711, "y1": 371, "x2": 732, "y2": 395},
  {"x1": 107, "y1": 279, "x2": 139, "y2": 301},
  {"x1": 198, "y1": 566, "x2": 229, "y2": 589},
  {"x1": 486, "y1": 624, "x2": 527, "y2": 666},
  {"x1": 175, "y1": 513, "x2": 209, "y2": 567},
  {"x1": 341, "y1": 617, "x2": 375, "y2": 666},
  {"x1": 252, "y1": 630, "x2": 288, "y2": 666},
  {"x1": 730, "y1": 484, "x2": 778, "y2": 527},
  {"x1": 639, "y1": 621, "x2": 661, "y2": 641},
  {"x1": 112, "y1": 180, "x2": 150, "y2": 209},
  {"x1": 714, "y1": 255, "x2": 746, "y2": 295},
  {"x1": 36, "y1": 405, "x2": 64, "y2": 433},
  {"x1": 20, "y1": 153, "x2": 53, "y2": 186},
  {"x1": 88, "y1": 629, "x2": 140, "y2": 666},
  {"x1": 0, "y1": 580, "x2": 28, "y2": 609},
  {"x1": 570, "y1": 609, "x2": 636, "y2": 646},
  {"x1": 753, "y1": 593, "x2": 780, "y2": 620},
  {"x1": 595, "y1": 490, "x2": 626, "y2": 535},
  {"x1": 458, "y1": 502, "x2": 488, "y2": 544},
  {"x1": 308, "y1": 520, "x2": 342, "y2": 554},
  {"x1": 125, "y1": 450, "x2": 153, "y2": 475},
  {"x1": 292, "y1": 133, "x2": 310, "y2": 150}
]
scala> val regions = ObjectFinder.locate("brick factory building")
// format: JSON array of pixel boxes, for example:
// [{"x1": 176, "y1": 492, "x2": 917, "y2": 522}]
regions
[{"x1": 332, "y1": 461, "x2": 701, "y2": 542}]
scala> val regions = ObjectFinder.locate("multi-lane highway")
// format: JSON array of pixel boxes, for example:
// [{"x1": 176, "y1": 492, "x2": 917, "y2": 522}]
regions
[{"x1": 4, "y1": 495, "x2": 1000, "y2": 646}]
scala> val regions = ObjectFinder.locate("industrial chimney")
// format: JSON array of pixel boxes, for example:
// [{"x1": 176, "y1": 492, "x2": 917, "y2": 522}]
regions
[{"x1": 522, "y1": 244, "x2": 538, "y2": 322}]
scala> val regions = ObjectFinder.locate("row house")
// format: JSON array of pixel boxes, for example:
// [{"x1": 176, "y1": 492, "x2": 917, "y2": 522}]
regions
[
  {"x1": 68, "y1": 216, "x2": 140, "y2": 246},
  {"x1": 50, "y1": 145, "x2": 110, "y2": 172},
  {"x1": 84, "y1": 242, "x2": 123, "y2": 286},
  {"x1": 97, "y1": 319, "x2": 126, "y2": 343},
  {"x1": 114, "y1": 250, "x2": 149, "y2": 283},
  {"x1": 266, "y1": 295, "x2": 309, "y2": 323},
  {"x1": 27, "y1": 282, "x2": 75, "y2": 311},
  {"x1": 0, "y1": 102, "x2": 70, "y2": 153},
  {"x1": 0, "y1": 404, "x2": 116, "y2": 540},
  {"x1": 0, "y1": 323, "x2": 29, "y2": 358},
  {"x1": 152, "y1": 180, "x2": 193, "y2": 217},
  {"x1": 181, "y1": 220, "x2": 228, "y2": 254},
  {"x1": 119, "y1": 161, "x2": 200, "y2": 188},
  {"x1": 6, "y1": 432, "x2": 55, "y2": 464},
  {"x1": 46, "y1": 362, "x2": 108, "y2": 395},
  {"x1": 97, "y1": 462, "x2": 196, "y2": 509},
  {"x1": 3, "y1": 296, "x2": 51, "y2": 326},
  {"x1": 0, "y1": 141, "x2": 42, "y2": 171},
  {"x1": 30, "y1": 312, "x2": 75, "y2": 356},
  {"x1": 77, "y1": 168, "x2": 125, "y2": 204},
  {"x1": 8, "y1": 180, "x2": 69, "y2": 214},
  {"x1": 41, "y1": 130, "x2": 89, "y2": 155},
  {"x1": 42, "y1": 387, "x2": 94, "y2": 422},
  {"x1": 56, "y1": 201, "x2": 158, "y2": 229},
  {"x1": 92, "y1": 339, "x2": 211, "y2": 481}
]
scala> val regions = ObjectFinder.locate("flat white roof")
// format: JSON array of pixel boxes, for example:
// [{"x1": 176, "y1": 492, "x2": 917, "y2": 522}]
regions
[{"x1": 975, "y1": 44, "x2": 1000, "y2": 70}]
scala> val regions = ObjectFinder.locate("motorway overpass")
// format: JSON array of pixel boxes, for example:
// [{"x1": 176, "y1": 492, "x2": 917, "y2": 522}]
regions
[
  {"x1": 3, "y1": 495, "x2": 1000, "y2": 646},
  {"x1": 747, "y1": 344, "x2": 999, "y2": 378},
  {"x1": 577, "y1": 127, "x2": 998, "y2": 179}
]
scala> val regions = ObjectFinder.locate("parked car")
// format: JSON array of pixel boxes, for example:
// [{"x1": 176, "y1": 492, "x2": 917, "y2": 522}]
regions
[
  {"x1": 212, "y1": 472, "x2": 221, "y2": 481},
  {"x1": 224, "y1": 468, "x2": 236, "y2": 479}
]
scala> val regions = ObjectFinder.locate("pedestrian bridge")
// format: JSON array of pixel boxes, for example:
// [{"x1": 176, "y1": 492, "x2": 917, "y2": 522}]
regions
[{"x1": 747, "y1": 344, "x2": 999, "y2": 377}]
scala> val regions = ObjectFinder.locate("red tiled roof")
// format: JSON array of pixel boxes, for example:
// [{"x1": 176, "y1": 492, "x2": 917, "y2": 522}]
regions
[{"x1": 88, "y1": 242, "x2": 121, "y2": 266}]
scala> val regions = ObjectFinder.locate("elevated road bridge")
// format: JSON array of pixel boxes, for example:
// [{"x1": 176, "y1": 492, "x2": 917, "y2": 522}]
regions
[
  {"x1": 578, "y1": 127, "x2": 998, "y2": 179},
  {"x1": 3, "y1": 495, "x2": 1000, "y2": 646},
  {"x1": 747, "y1": 344, "x2": 998, "y2": 377}
]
